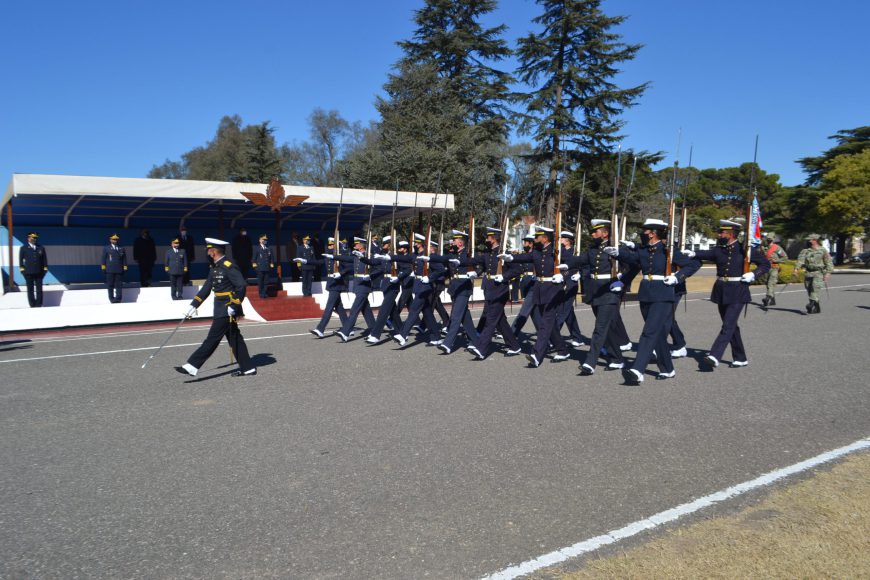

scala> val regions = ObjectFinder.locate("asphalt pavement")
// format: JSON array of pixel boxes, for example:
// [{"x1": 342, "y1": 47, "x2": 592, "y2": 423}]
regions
[{"x1": 1, "y1": 276, "x2": 868, "y2": 579}]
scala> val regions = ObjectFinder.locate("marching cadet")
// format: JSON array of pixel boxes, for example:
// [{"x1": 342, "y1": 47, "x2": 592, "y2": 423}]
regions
[
  {"x1": 393, "y1": 236, "x2": 442, "y2": 347},
  {"x1": 335, "y1": 237, "x2": 378, "y2": 342},
  {"x1": 467, "y1": 227, "x2": 523, "y2": 360},
  {"x1": 561, "y1": 219, "x2": 632, "y2": 375},
  {"x1": 19, "y1": 231, "x2": 48, "y2": 307},
  {"x1": 794, "y1": 234, "x2": 833, "y2": 314},
  {"x1": 555, "y1": 231, "x2": 586, "y2": 347},
  {"x1": 605, "y1": 219, "x2": 699, "y2": 384},
  {"x1": 500, "y1": 226, "x2": 571, "y2": 368},
  {"x1": 365, "y1": 236, "x2": 406, "y2": 344},
  {"x1": 760, "y1": 232, "x2": 788, "y2": 307},
  {"x1": 307, "y1": 238, "x2": 352, "y2": 338},
  {"x1": 178, "y1": 238, "x2": 257, "y2": 377},
  {"x1": 429, "y1": 240, "x2": 451, "y2": 333},
  {"x1": 297, "y1": 235, "x2": 317, "y2": 296},
  {"x1": 101, "y1": 233, "x2": 127, "y2": 303},
  {"x1": 510, "y1": 234, "x2": 541, "y2": 339},
  {"x1": 393, "y1": 239, "x2": 416, "y2": 321},
  {"x1": 682, "y1": 219, "x2": 769, "y2": 370},
  {"x1": 252, "y1": 234, "x2": 275, "y2": 299},
  {"x1": 164, "y1": 237, "x2": 188, "y2": 300},
  {"x1": 429, "y1": 230, "x2": 479, "y2": 354}
]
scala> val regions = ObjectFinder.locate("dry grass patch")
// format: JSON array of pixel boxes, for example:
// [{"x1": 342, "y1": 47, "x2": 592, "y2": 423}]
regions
[{"x1": 548, "y1": 451, "x2": 870, "y2": 579}]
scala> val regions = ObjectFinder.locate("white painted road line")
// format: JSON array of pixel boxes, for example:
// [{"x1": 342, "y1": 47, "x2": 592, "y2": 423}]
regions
[{"x1": 482, "y1": 436, "x2": 870, "y2": 580}]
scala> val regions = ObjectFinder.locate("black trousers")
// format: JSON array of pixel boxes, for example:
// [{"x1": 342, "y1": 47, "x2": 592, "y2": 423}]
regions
[
  {"x1": 512, "y1": 285, "x2": 542, "y2": 336},
  {"x1": 612, "y1": 304, "x2": 631, "y2": 346},
  {"x1": 369, "y1": 283, "x2": 402, "y2": 340},
  {"x1": 476, "y1": 296, "x2": 521, "y2": 357},
  {"x1": 106, "y1": 273, "x2": 123, "y2": 302},
  {"x1": 442, "y1": 291, "x2": 477, "y2": 349},
  {"x1": 256, "y1": 271, "x2": 270, "y2": 298},
  {"x1": 556, "y1": 288, "x2": 584, "y2": 341},
  {"x1": 399, "y1": 291, "x2": 439, "y2": 341},
  {"x1": 341, "y1": 288, "x2": 376, "y2": 335},
  {"x1": 709, "y1": 302, "x2": 747, "y2": 362},
  {"x1": 301, "y1": 270, "x2": 313, "y2": 296},
  {"x1": 432, "y1": 283, "x2": 449, "y2": 327},
  {"x1": 532, "y1": 293, "x2": 568, "y2": 361},
  {"x1": 583, "y1": 303, "x2": 625, "y2": 371},
  {"x1": 170, "y1": 275, "x2": 184, "y2": 300},
  {"x1": 24, "y1": 273, "x2": 44, "y2": 307},
  {"x1": 631, "y1": 301, "x2": 675, "y2": 375},
  {"x1": 669, "y1": 294, "x2": 686, "y2": 349},
  {"x1": 187, "y1": 316, "x2": 253, "y2": 372},
  {"x1": 316, "y1": 290, "x2": 349, "y2": 333},
  {"x1": 395, "y1": 285, "x2": 413, "y2": 320},
  {"x1": 138, "y1": 261, "x2": 154, "y2": 286}
]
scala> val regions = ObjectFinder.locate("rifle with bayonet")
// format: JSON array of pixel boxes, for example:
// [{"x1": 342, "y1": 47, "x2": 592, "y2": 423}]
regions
[
  {"x1": 574, "y1": 171, "x2": 586, "y2": 255},
  {"x1": 497, "y1": 184, "x2": 510, "y2": 276},
  {"x1": 423, "y1": 196, "x2": 436, "y2": 277},
  {"x1": 665, "y1": 132, "x2": 681, "y2": 277},
  {"x1": 744, "y1": 136, "x2": 759, "y2": 318},
  {"x1": 611, "y1": 146, "x2": 623, "y2": 278},
  {"x1": 679, "y1": 146, "x2": 692, "y2": 312},
  {"x1": 333, "y1": 185, "x2": 345, "y2": 275},
  {"x1": 363, "y1": 189, "x2": 376, "y2": 272},
  {"x1": 553, "y1": 171, "x2": 564, "y2": 275},
  {"x1": 390, "y1": 179, "x2": 399, "y2": 277}
]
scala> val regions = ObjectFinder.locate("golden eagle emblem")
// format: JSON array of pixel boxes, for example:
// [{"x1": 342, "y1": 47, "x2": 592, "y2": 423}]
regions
[{"x1": 241, "y1": 178, "x2": 308, "y2": 212}]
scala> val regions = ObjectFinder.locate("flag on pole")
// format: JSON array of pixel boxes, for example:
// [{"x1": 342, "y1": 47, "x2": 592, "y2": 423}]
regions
[{"x1": 748, "y1": 192, "x2": 763, "y2": 247}]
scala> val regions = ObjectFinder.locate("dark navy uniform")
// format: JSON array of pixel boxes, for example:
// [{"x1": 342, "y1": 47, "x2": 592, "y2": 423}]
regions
[
  {"x1": 101, "y1": 237, "x2": 127, "y2": 303},
  {"x1": 511, "y1": 251, "x2": 541, "y2": 337},
  {"x1": 252, "y1": 240, "x2": 275, "y2": 298},
  {"x1": 694, "y1": 240, "x2": 770, "y2": 364},
  {"x1": 394, "y1": 250, "x2": 441, "y2": 343},
  {"x1": 563, "y1": 240, "x2": 630, "y2": 372},
  {"x1": 511, "y1": 241, "x2": 570, "y2": 364},
  {"x1": 366, "y1": 244, "x2": 406, "y2": 342},
  {"x1": 297, "y1": 241, "x2": 317, "y2": 296},
  {"x1": 472, "y1": 247, "x2": 524, "y2": 357},
  {"x1": 311, "y1": 244, "x2": 352, "y2": 335},
  {"x1": 164, "y1": 244, "x2": 188, "y2": 300},
  {"x1": 178, "y1": 230, "x2": 195, "y2": 285},
  {"x1": 336, "y1": 246, "x2": 378, "y2": 339},
  {"x1": 19, "y1": 235, "x2": 48, "y2": 307},
  {"x1": 394, "y1": 245, "x2": 416, "y2": 318},
  {"x1": 556, "y1": 242, "x2": 585, "y2": 344},
  {"x1": 430, "y1": 244, "x2": 478, "y2": 352},
  {"x1": 616, "y1": 240, "x2": 699, "y2": 378},
  {"x1": 186, "y1": 255, "x2": 254, "y2": 374}
]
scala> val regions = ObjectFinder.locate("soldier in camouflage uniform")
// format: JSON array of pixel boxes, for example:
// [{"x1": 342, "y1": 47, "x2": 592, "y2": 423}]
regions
[
  {"x1": 794, "y1": 234, "x2": 834, "y2": 314},
  {"x1": 760, "y1": 233, "x2": 788, "y2": 307}
]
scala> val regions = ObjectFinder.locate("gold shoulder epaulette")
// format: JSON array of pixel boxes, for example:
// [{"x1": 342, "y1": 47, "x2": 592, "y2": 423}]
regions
[{"x1": 223, "y1": 260, "x2": 232, "y2": 267}]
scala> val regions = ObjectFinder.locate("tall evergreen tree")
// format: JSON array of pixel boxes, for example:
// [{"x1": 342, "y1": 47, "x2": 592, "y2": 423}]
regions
[{"x1": 514, "y1": 0, "x2": 648, "y2": 216}]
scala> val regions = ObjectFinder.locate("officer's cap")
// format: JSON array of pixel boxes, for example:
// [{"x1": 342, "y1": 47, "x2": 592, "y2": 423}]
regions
[
  {"x1": 109, "y1": 234, "x2": 120, "y2": 240},
  {"x1": 413, "y1": 233, "x2": 426, "y2": 242},
  {"x1": 486, "y1": 227, "x2": 502, "y2": 237},
  {"x1": 523, "y1": 234, "x2": 535, "y2": 241},
  {"x1": 641, "y1": 219, "x2": 667, "y2": 230},
  {"x1": 806, "y1": 233, "x2": 821, "y2": 241},
  {"x1": 429, "y1": 240, "x2": 440, "y2": 247},
  {"x1": 171, "y1": 237, "x2": 180, "y2": 244},
  {"x1": 351, "y1": 237, "x2": 365, "y2": 244},
  {"x1": 559, "y1": 231, "x2": 574, "y2": 239},
  {"x1": 718, "y1": 219, "x2": 742, "y2": 231},
  {"x1": 591, "y1": 219, "x2": 611, "y2": 230},
  {"x1": 397, "y1": 240, "x2": 410, "y2": 247},
  {"x1": 26, "y1": 232, "x2": 39, "y2": 239},
  {"x1": 534, "y1": 226, "x2": 554, "y2": 237},
  {"x1": 259, "y1": 234, "x2": 268, "y2": 241},
  {"x1": 451, "y1": 229, "x2": 468, "y2": 239},
  {"x1": 381, "y1": 235, "x2": 392, "y2": 243},
  {"x1": 205, "y1": 237, "x2": 230, "y2": 248},
  {"x1": 302, "y1": 235, "x2": 311, "y2": 241}
]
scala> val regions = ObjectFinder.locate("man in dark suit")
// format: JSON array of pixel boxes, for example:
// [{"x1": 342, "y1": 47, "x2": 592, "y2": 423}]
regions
[
  {"x1": 19, "y1": 231, "x2": 48, "y2": 307},
  {"x1": 133, "y1": 228, "x2": 157, "y2": 287},
  {"x1": 178, "y1": 227, "x2": 195, "y2": 285},
  {"x1": 101, "y1": 233, "x2": 128, "y2": 303},
  {"x1": 231, "y1": 228, "x2": 253, "y2": 279}
]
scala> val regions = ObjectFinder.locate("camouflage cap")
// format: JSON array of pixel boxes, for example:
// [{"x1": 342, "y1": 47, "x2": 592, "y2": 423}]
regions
[{"x1": 805, "y1": 233, "x2": 821, "y2": 241}]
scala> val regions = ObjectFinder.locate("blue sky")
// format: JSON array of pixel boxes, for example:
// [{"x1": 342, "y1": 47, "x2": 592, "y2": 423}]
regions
[{"x1": 2, "y1": 0, "x2": 867, "y2": 187}]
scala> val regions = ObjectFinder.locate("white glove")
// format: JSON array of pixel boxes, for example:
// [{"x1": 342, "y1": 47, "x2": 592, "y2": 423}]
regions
[
  {"x1": 610, "y1": 280, "x2": 624, "y2": 293},
  {"x1": 570, "y1": 273, "x2": 580, "y2": 282},
  {"x1": 184, "y1": 305, "x2": 197, "y2": 318},
  {"x1": 330, "y1": 272, "x2": 342, "y2": 279},
  {"x1": 621, "y1": 240, "x2": 636, "y2": 249},
  {"x1": 360, "y1": 274, "x2": 370, "y2": 281},
  {"x1": 227, "y1": 306, "x2": 236, "y2": 316},
  {"x1": 498, "y1": 253, "x2": 513, "y2": 262},
  {"x1": 552, "y1": 273, "x2": 564, "y2": 284},
  {"x1": 352, "y1": 250, "x2": 364, "y2": 258},
  {"x1": 420, "y1": 276, "x2": 430, "y2": 284},
  {"x1": 389, "y1": 276, "x2": 399, "y2": 284},
  {"x1": 448, "y1": 258, "x2": 460, "y2": 265},
  {"x1": 681, "y1": 250, "x2": 696, "y2": 258},
  {"x1": 321, "y1": 253, "x2": 334, "y2": 259},
  {"x1": 418, "y1": 255, "x2": 430, "y2": 262},
  {"x1": 467, "y1": 271, "x2": 477, "y2": 279},
  {"x1": 558, "y1": 263, "x2": 568, "y2": 271},
  {"x1": 603, "y1": 246, "x2": 619, "y2": 257},
  {"x1": 663, "y1": 274, "x2": 679, "y2": 286},
  {"x1": 377, "y1": 254, "x2": 392, "y2": 261},
  {"x1": 740, "y1": 272, "x2": 755, "y2": 284},
  {"x1": 492, "y1": 274, "x2": 504, "y2": 283},
  {"x1": 408, "y1": 272, "x2": 416, "y2": 279}
]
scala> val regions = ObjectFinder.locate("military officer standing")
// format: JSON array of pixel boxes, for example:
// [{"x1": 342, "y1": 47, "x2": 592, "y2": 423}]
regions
[
  {"x1": 297, "y1": 235, "x2": 317, "y2": 296},
  {"x1": 252, "y1": 234, "x2": 275, "y2": 299},
  {"x1": 133, "y1": 228, "x2": 157, "y2": 287},
  {"x1": 101, "y1": 233, "x2": 127, "y2": 303},
  {"x1": 178, "y1": 227, "x2": 195, "y2": 285},
  {"x1": 794, "y1": 233, "x2": 834, "y2": 314},
  {"x1": 178, "y1": 238, "x2": 256, "y2": 377},
  {"x1": 760, "y1": 233, "x2": 788, "y2": 307},
  {"x1": 683, "y1": 219, "x2": 770, "y2": 370},
  {"x1": 164, "y1": 237, "x2": 188, "y2": 300},
  {"x1": 19, "y1": 232, "x2": 48, "y2": 307}
]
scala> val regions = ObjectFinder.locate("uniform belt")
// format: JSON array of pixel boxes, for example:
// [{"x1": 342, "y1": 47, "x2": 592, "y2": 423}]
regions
[
  {"x1": 591, "y1": 273, "x2": 613, "y2": 280},
  {"x1": 717, "y1": 276, "x2": 742, "y2": 282},
  {"x1": 539, "y1": 276, "x2": 560, "y2": 282},
  {"x1": 214, "y1": 291, "x2": 234, "y2": 297},
  {"x1": 644, "y1": 275, "x2": 666, "y2": 281},
  {"x1": 452, "y1": 273, "x2": 473, "y2": 279},
  {"x1": 354, "y1": 274, "x2": 370, "y2": 278}
]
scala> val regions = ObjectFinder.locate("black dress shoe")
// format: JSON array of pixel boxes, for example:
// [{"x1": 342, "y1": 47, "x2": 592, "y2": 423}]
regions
[{"x1": 231, "y1": 368, "x2": 257, "y2": 377}]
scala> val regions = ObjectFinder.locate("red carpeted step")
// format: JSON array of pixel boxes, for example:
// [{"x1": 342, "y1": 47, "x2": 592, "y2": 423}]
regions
[{"x1": 245, "y1": 294, "x2": 323, "y2": 321}]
